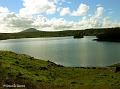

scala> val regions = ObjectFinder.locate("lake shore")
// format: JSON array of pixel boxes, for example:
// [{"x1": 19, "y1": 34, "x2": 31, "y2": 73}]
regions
[
  {"x1": 94, "y1": 39, "x2": 120, "y2": 42},
  {"x1": 96, "y1": 28, "x2": 120, "y2": 42},
  {"x1": 0, "y1": 51, "x2": 120, "y2": 89}
]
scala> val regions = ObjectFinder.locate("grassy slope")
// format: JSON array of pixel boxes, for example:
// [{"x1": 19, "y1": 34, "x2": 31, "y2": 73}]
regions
[
  {"x1": 0, "y1": 28, "x2": 105, "y2": 40},
  {"x1": 96, "y1": 28, "x2": 120, "y2": 42},
  {"x1": 0, "y1": 51, "x2": 120, "y2": 89}
]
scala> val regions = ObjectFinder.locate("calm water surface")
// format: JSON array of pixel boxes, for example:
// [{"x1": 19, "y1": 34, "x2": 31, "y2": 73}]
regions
[{"x1": 0, "y1": 36, "x2": 120, "y2": 67}]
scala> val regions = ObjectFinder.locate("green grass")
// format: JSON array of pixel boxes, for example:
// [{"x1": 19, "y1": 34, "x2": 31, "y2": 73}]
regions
[{"x1": 0, "y1": 51, "x2": 120, "y2": 89}]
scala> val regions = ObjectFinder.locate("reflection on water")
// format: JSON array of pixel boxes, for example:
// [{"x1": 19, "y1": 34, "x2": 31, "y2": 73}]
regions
[{"x1": 0, "y1": 36, "x2": 120, "y2": 67}]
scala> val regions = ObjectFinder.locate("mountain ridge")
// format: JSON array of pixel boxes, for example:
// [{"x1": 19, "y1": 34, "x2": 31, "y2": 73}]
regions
[{"x1": 21, "y1": 28, "x2": 40, "y2": 32}]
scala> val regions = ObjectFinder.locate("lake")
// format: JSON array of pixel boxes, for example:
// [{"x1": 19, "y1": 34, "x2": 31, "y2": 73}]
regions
[{"x1": 0, "y1": 36, "x2": 120, "y2": 67}]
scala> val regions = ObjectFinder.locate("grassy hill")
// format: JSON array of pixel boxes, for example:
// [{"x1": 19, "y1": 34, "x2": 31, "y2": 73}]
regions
[
  {"x1": 0, "y1": 27, "x2": 119, "y2": 41},
  {"x1": 21, "y1": 28, "x2": 40, "y2": 33},
  {"x1": 96, "y1": 27, "x2": 120, "y2": 42},
  {"x1": 0, "y1": 51, "x2": 120, "y2": 89},
  {"x1": 0, "y1": 28, "x2": 107, "y2": 40}
]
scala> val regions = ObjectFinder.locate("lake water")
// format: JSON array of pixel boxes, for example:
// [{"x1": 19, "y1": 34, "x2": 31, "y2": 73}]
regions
[{"x1": 0, "y1": 36, "x2": 120, "y2": 67}]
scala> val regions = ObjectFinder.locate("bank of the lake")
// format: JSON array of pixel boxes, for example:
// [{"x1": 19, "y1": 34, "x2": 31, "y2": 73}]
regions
[
  {"x1": 96, "y1": 27, "x2": 120, "y2": 42},
  {"x1": 0, "y1": 51, "x2": 120, "y2": 89},
  {"x1": 0, "y1": 27, "x2": 106, "y2": 40}
]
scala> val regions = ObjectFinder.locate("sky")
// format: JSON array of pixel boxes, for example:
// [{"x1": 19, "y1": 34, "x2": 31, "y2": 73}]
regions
[{"x1": 0, "y1": 0, "x2": 120, "y2": 33}]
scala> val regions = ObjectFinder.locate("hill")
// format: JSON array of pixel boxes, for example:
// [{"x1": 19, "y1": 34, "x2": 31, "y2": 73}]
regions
[
  {"x1": 0, "y1": 27, "x2": 120, "y2": 40},
  {"x1": 21, "y1": 28, "x2": 40, "y2": 33},
  {"x1": 96, "y1": 27, "x2": 120, "y2": 42},
  {"x1": 0, "y1": 28, "x2": 105, "y2": 40}
]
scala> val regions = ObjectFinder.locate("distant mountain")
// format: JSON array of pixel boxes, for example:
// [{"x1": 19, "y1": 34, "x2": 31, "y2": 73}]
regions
[
  {"x1": 21, "y1": 28, "x2": 40, "y2": 32},
  {"x1": 0, "y1": 27, "x2": 119, "y2": 40}
]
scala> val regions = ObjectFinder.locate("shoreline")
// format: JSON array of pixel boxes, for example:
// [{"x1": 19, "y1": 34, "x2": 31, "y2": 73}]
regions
[
  {"x1": 94, "y1": 39, "x2": 120, "y2": 42},
  {"x1": 0, "y1": 51, "x2": 120, "y2": 89},
  {"x1": 0, "y1": 36, "x2": 73, "y2": 41}
]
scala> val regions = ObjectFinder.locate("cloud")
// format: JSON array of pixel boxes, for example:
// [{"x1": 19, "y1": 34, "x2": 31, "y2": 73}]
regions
[
  {"x1": 1, "y1": 13, "x2": 120, "y2": 33},
  {"x1": 96, "y1": 4, "x2": 102, "y2": 7},
  {"x1": 95, "y1": 6, "x2": 104, "y2": 17},
  {"x1": 0, "y1": 13, "x2": 34, "y2": 33},
  {"x1": 78, "y1": 16, "x2": 102, "y2": 29},
  {"x1": 108, "y1": 9, "x2": 113, "y2": 14},
  {"x1": 60, "y1": 7, "x2": 71, "y2": 16},
  {"x1": 0, "y1": 3, "x2": 120, "y2": 33},
  {"x1": 71, "y1": 3, "x2": 89, "y2": 16},
  {"x1": 19, "y1": 0, "x2": 57, "y2": 17},
  {"x1": 77, "y1": 6, "x2": 104, "y2": 28},
  {"x1": 102, "y1": 17, "x2": 120, "y2": 28},
  {"x1": 32, "y1": 15, "x2": 73, "y2": 31},
  {"x1": 60, "y1": 3, "x2": 89, "y2": 16},
  {"x1": 0, "y1": 13, "x2": 120, "y2": 33},
  {"x1": 0, "y1": 7, "x2": 9, "y2": 13}
]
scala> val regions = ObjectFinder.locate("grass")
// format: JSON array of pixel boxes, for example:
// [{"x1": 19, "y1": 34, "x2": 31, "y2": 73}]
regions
[{"x1": 0, "y1": 51, "x2": 120, "y2": 89}]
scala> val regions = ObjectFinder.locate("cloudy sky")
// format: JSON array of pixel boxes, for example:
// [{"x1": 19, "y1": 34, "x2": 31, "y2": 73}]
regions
[{"x1": 0, "y1": 0, "x2": 120, "y2": 33}]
